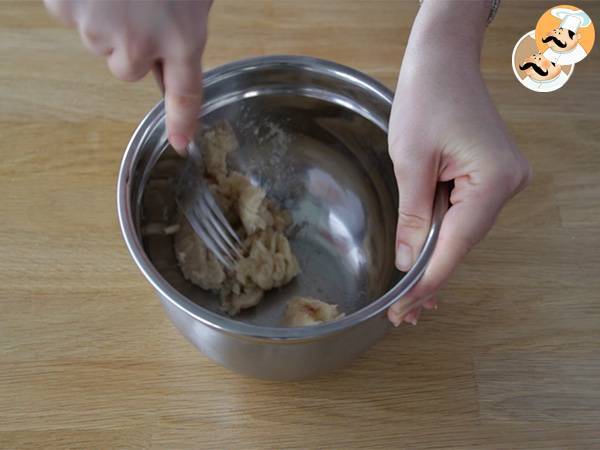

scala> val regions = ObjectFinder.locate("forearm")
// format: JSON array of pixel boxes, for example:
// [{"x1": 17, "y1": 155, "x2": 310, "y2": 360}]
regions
[
  {"x1": 388, "y1": 0, "x2": 530, "y2": 326},
  {"x1": 408, "y1": 0, "x2": 490, "y2": 64}
]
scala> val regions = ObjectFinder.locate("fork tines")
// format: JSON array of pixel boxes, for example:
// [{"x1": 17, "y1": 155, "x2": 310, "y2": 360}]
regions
[{"x1": 176, "y1": 142, "x2": 243, "y2": 270}]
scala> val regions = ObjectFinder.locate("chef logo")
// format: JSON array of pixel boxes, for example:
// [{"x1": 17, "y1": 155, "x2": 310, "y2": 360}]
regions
[
  {"x1": 512, "y1": 31, "x2": 574, "y2": 93},
  {"x1": 512, "y1": 5, "x2": 595, "y2": 93},
  {"x1": 537, "y1": 5, "x2": 594, "y2": 65}
]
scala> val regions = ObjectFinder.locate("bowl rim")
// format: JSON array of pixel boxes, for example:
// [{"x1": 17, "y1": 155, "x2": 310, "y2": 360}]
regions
[{"x1": 117, "y1": 55, "x2": 448, "y2": 341}]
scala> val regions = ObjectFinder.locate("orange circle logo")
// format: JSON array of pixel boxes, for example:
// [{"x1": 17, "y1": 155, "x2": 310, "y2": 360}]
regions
[
  {"x1": 512, "y1": 30, "x2": 575, "y2": 93},
  {"x1": 535, "y1": 5, "x2": 595, "y2": 65}
]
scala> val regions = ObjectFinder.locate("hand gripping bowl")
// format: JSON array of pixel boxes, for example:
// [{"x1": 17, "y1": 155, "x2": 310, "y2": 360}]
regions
[{"x1": 117, "y1": 56, "x2": 448, "y2": 380}]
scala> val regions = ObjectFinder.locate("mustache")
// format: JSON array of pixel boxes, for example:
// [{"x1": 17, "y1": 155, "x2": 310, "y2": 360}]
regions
[
  {"x1": 519, "y1": 62, "x2": 549, "y2": 76},
  {"x1": 542, "y1": 35, "x2": 567, "y2": 48}
]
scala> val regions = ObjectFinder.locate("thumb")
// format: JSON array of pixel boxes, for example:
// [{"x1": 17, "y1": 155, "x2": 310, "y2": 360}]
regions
[
  {"x1": 392, "y1": 148, "x2": 437, "y2": 272},
  {"x1": 388, "y1": 175, "x2": 506, "y2": 322},
  {"x1": 163, "y1": 56, "x2": 204, "y2": 154},
  {"x1": 414, "y1": 179, "x2": 505, "y2": 297}
]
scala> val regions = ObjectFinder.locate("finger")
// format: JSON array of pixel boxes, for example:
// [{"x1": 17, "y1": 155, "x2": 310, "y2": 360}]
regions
[
  {"x1": 44, "y1": 0, "x2": 76, "y2": 26},
  {"x1": 162, "y1": 55, "x2": 203, "y2": 154},
  {"x1": 422, "y1": 296, "x2": 438, "y2": 310},
  {"x1": 78, "y1": 25, "x2": 114, "y2": 57},
  {"x1": 107, "y1": 40, "x2": 154, "y2": 82},
  {"x1": 403, "y1": 307, "x2": 421, "y2": 326},
  {"x1": 390, "y1": 145, "x2": 438, "y2": 272},
  {"x1": 389, "y1": 176, "x2": 505, "y2": 318},
  {"x1": 152, "y1": 62, "x2": 165, "y2": 96},
  {"x1": 388, "y1": 306, "x2": 421, "y2": 327},
  {"x1": 388, "y1": 294, "x2": 436, "y2": 326}
]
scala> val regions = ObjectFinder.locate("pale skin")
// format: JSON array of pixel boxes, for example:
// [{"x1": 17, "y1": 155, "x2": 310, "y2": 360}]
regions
[
  {"x1": 388, "y1": 0, "x2": 530, "y2": 325},
  {"x1": 44, "y1": 0, "x2": 211, "y2": 153},
  {"x1": 45, "y1": 0, "x2": 531, "y2": 326}
]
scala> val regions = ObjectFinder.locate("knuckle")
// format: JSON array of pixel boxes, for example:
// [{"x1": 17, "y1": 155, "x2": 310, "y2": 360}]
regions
[
  {"x1": 389, "y1": 141, "x2": 433, "y2": 172},
  {"x1": 387, "y1": 126, "x2": 400, "y2": 149},
  {"x1": 165, "y1": 32, "x2": 205, "y2": 65},
  {"x1": 109, "y1": 59, "x2": 142, "y2": 82},
  {"x1": 176, "y1": 50, "x2": 204, "y2": 68},
  {"x1": 109, "y1": 66, "x2": 130, "y2": 81},
  {"x1": 168, "y1": 93, "x2": 201, "y2": 112},
  {"x1": 391, "y1": 156, "x2": 419, "y2": 181},
  {"x1": 412, "y1": 278, "x2": 437, "y2": 299},
  {"x1": 388, "y1": 136, "x2": 413, "y2": 158},
  {"x1": 397, "y1": 210, "x2": 429, "y2": 230},
  {"x1": 123, "y1": 36, "x2": 155, "y2": 63},
  {"x1": 491, "y1": 153, "x2": 533, "y2": 194},
  {"x1": 520, "y1": 158, "x2": 533, "y2": 190},
  {"x1": 81, "y1": 26, "x2": 101, "y2": 45},
  {"x1": 78, "y1": 25, "x2": 109, "y2": 55},
  {"x1": 107, "y1": 35, "x2": 154, "y2": 81},
  {"x1": 108, "y1": 45, "x2": 153, "y2": 82}
]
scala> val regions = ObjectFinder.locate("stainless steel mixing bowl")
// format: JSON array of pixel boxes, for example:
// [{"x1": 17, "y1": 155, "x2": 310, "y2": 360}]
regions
[{"x1": 117, "y1": 55, "x2": 448, "y2": 380}]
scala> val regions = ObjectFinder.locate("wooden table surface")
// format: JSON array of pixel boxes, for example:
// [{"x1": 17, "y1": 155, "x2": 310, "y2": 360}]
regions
[{"x1": 1, "y1": 1, "x2": 599, "y2": 448}]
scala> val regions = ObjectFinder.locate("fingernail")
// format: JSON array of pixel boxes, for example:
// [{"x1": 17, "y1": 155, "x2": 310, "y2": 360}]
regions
[
  {"x1": 405, "y1": 308, "x2": 421, "y2": 326},
  {"x1": 169, "y1": 134, "x2": 189, "y2": 152},
  {"x1": 395, "y1": 243, "x2": 412, "y2": 271},
  {"x1": 422, "y1": 295, "x2": 437, "y2": 311},
  {"x1": 402, "y1": 309, "x2": 417, "y2": 326},
  {"x1": 388, "y1": 309, "x2": 401, "y2": 327},
  {"x1": 409, "y1": 312, "x2": 420, "y2": 326}
]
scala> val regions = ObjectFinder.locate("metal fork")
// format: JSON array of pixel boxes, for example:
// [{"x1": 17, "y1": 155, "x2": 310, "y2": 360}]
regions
[
  {"x1": 175, "y1": 140, "x2": 243, "y2": 269},
  {"x1": 152, "y1": 63, "x2": 242, "y2": 269}
]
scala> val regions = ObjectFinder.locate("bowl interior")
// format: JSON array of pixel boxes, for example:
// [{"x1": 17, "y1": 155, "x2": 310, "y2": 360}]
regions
[{"x1": 137, "y1": 88, "x2": 401, "y2": 328}]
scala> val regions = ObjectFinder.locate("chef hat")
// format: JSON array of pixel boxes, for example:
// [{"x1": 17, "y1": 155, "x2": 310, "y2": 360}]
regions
[
  {"x1": 561, "y1": 14, "x2": 582, "y2": 33},
  {"x1": 551, "y1": 8, "x2": 592, "y2": 33}
]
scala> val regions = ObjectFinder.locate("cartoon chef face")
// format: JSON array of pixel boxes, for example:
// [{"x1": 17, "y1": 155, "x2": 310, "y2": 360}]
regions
[
  {"x1": 542, "y1": 27, "x2": 581, "y2": 52},
  {"x1": 519, "y1": 52, "x2": 562, "y2": 81}
]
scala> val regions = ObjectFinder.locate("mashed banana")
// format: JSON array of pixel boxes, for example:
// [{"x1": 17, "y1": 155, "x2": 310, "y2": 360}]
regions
[
  {"x1": 174, "y1": 121, "x2": 300, "y2": 316},
  {"x1": 173, "y1": 121, "x2": 344, "y2": 324},
  {"x1": 282, "y1": 297, "x2": 345, "y2": 327}
]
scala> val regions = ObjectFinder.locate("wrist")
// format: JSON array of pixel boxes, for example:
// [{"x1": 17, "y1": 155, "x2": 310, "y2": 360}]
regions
[{"x1": 409, "y1": 0, "x2": 488, "y2": 63}]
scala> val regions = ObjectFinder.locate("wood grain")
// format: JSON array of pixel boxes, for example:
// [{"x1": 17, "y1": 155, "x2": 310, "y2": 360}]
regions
[{"x1": 1, "y1": 1, "x2": 599, "y2": 449}]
